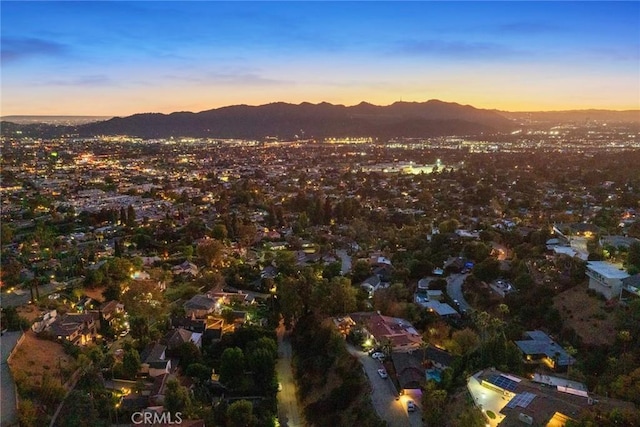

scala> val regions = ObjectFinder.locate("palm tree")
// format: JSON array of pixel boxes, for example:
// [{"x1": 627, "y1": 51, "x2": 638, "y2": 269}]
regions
[{"x1": 381, "y1": 337, "x2": 392, "y2": 359}]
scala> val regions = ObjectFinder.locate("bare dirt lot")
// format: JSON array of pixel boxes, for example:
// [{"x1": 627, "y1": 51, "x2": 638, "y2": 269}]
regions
[
  {"x1": 8, "y1": 330, "x2": 75, "y2": 387},
  {"x1": 17, "y1": 304, "x2": 44, "y2": 323},
  {"x1": 82, "y1": 286, "x2": 106, "y2": 303},
  {"x1": 553, "y1": 284, "x2": 617, "y2": 346}
]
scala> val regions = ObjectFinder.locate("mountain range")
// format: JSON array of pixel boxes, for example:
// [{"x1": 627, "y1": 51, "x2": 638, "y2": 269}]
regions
[{"x1": 2, "y1": 100, "x2": 638, "y2": 139}]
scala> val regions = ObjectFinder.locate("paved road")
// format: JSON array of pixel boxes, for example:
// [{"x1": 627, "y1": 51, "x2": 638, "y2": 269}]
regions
[
  {"x1": 1, "y1": 331, "x2": 22, "y2": 427},
  {"x1": 276, "y1": 323, "x2": 304, "y2": 427},
  {"x1": 336, "y1": 249, "x2": 352, "y2": 275},
  {"x1": 446, "y1": 273, "x2": 471, "y2": 312},
  {"x1": 347, "y1": 345, "x2": 422, "y2": 427}
]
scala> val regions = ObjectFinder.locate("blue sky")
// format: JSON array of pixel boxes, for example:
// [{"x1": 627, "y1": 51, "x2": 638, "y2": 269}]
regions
[{"x1": 1, "y1": 1, "x2": 639, "y2": 115}]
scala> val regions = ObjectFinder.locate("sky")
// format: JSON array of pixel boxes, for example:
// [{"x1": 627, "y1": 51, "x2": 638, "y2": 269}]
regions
[{"x1": 1, "y1": 1, "x2": 639, "y2": 116}]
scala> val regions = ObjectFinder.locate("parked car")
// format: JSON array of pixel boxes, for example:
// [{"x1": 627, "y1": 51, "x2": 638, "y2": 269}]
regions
[
  {"x1": 371, "y1": 352, "x2": 385, "y2": 360},
  {"x1": 407, "y1": 400, "x2": 416, "y2": 412},
  {"x1": 377, "y1": 368, "x2": 388, "y2": 379}
]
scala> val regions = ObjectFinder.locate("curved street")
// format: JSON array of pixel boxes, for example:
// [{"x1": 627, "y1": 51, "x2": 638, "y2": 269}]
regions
[{"x1": 446, "y1": 273, "x2": 471, "y2": 312}]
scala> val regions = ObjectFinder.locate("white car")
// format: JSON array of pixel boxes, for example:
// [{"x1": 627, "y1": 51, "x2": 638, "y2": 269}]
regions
[
  {"x1": 371, "y1": 352, "x2": 385, "y2": 360},
  {"x1": 377, "y1": 368, "x2": 388, "y2": 379},
  {"x1": 407, "y1": 400, "x2": 416, "y2": 412}
]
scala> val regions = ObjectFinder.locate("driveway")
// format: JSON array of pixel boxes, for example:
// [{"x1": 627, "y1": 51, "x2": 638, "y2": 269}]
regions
[
  {"x1": 446, "y1": 273, "x2": 471, "y2": 312},
  {"x1": 1, "y1": 331, "x2": 22, "y2": 427},
  {"x1": 347, "y1": 345, "x2": 422, "y2": 427},
  {"x1": 276, "y1": 322, "x2": 304, "y2": 427},
  {"x1": 336, "y1": 249, "x2": 352, "y2": 275}
]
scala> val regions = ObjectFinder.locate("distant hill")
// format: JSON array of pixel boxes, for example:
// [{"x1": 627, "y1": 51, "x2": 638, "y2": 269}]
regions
[
  {"x1": 3, "y1": 101, "x2": 638, "y2": 140},
  {"x1": 0, "y1": 115, "x2": 112, "y2": 125},
  {"x1": 497, "y1": 109, "x2": 640, "y2": 124},
  {"x1": 1, "y1": 100, "x2": 514, "y2": 139}
]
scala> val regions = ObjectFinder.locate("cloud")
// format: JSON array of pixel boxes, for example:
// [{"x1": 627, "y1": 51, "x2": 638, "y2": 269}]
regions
[
  {"x1": 164, "y1": 70, "x2": 288, "y2": 87},
  {"x1": 205, "y1": 72, "x2": 288, "y2": 86},
  {"x1": 495, "y1": 22, "x2": 561, "y2": 34},
  {"x1": 393, "y1": 39, "x2": 525, "y2": 60},
  {"x1": 1, "y1": 37, "x2": 68, "y2": 63},
  {"x1": 588, "y1": 46, "x2": 640, "y2": 62},
  {"x1": 42, "y1": 75, "x2": 114, "y2": 87}
]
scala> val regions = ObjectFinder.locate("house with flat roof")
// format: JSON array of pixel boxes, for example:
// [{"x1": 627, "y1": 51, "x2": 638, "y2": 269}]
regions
[
  {"x1": 621, "y1": 274, "x2": 640, "y2": 301},
  {"x1": 515, "y1": 330, "x2": 575, "y2": 371},
  {"x1": 586, "y1": 261, "x2": 630, "y2": 300},
  {"x1": 467, "y1": 368, "x2": 635, "y2": 427}
]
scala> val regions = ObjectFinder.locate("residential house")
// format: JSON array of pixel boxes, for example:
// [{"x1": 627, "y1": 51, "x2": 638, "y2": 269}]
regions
[
  {"x1": 140, "y1": 343, "x2": 171, "y2": 378},
  {"x1": 172, "y1": 261, "x2": 199, "y2": 277},
  {"x1": 162, "y1": 328, "x2": 203, "y2": 351},
  {"x1": 350, "y1": 312, "x2": 422, "y2": 352},
  {"x1": 391, "y1": 346, "x2": 454, "y2": 393},
  {"x1": 148, "y1": 373, "x2": 176, "y2": 406},
  {"x1": 361, "y1": 275, "x2": 381, "y2": 297},
  {"x1": 31, "y1": 310, "x2": 58, "y2": 333},
  {"x1": 170, "y1": 316, "x2": 206, "y2": 334},
  {"x1": 99, "y1": 300, "x2": 125, "y2": 327},
  {"x1": 48, "y1": 312, "x2": 100, "y2": 345},
  {"x1": 515, "y1": 330, "x2": 575, "y2": 371},
  {"x1": 586, "y1": 261, "x2": 630, "y2": 300},
  {"x1": 184, "y1": 294, "x2": 217, "y2": 318},
  {"x1": 621, "y1": 274, "x2": 640, "y2": 301},
  {"x1": 467, "y1": 368, "x2": 635, "y2": 427}
]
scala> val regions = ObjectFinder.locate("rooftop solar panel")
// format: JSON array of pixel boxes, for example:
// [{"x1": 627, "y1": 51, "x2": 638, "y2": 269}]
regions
[
  {"x1": 506, "y1": 392, "x2": 536, "y2": 409},
  {"x1": 487, "y1": 374, "x2": 518, "y2": 391}
]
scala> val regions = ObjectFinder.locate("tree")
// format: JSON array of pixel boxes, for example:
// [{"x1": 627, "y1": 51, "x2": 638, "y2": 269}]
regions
[
  {"x1": 455, "y1": 406, "x2": 486, "y2": 427},
  {"x1": 351, "y1": 259, "x2": 371, "y2": 284},
  {"x1": 176, "y1": 341, "x2": 202, "y2": 369},
  {"x1": 0, "y1": 306, "x2": 25, "y2": 331},
  {"x1": 274, "y1": 250, "x2": 297, "y2": 276},
  {"x1": 183, "y1": 245, "x2": 194, "y2": 261},
  {"x1": 164, "y1": 378, "x2": 192, "y2": 414},
  {"x1": 247, "y1": 347, "x2": 276, "y2": 392},
  {"x1": 277, "y1": 276, "x2": 305, "y2": 328},
  {"x1": 127, "y1": 204, "x2": 136, "y2": 226},
  {"x1": 421, "y1": 382, "x2": 447, "y2": 426},
  {"x1": 129, "y1": 316, "x2": 150, "y2": 340},
  {"x1": 219, "y1": 347, "x2": 245, "y2": 387},
  {"x1": 450, "y1": 328, "x2": 480, "y2": 356},
  {"x1": 186, "y1": 363, "x2": 212, "y2": 383},
  {"x1": 17, "y1": 399, "x2": 38, "y2": 427},
  {"x1": 212, "y1": 223, "x2": 229, "y2": 240},
  {"x1": 472, "y1": 258, "x2": 500, "y2": 282},
  {"x1": 627, "y1": 242, "x2": 640, "y2": 272},
  {"x1": 438, "y1": 219, "x2": 460, "y2": 234},
  {"x1": 59, "y1": 390, "x2": 99, "y2": 427},
  {"x1": 226, "y1": 400, "x2": 254, "y2": 427},
  {"x1": 197, "y1": 238, "x2": 225, "y2": 269},
  {"x1": 462, "y1": 242, "x2": 491, "y2": 263},
  {"x1": 122, "y1": 348, "x2": 141, "y2": 379},
  {"x1": 120, "y1": 206, "x2": 127, "y2": 225}
]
